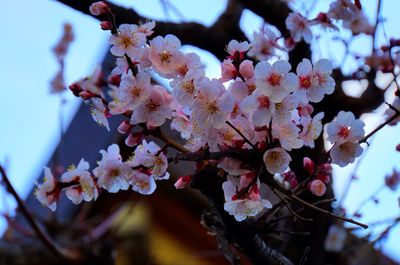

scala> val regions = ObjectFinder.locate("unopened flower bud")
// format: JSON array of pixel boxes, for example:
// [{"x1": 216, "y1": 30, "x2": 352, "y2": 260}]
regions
[
  {"x1": 89, "y1": 1, "x2": 110, "y2": 16},
  {"x1": 69, "y1": 83, "x2": 83, "y2": 97},
  {"x1": 79, "y1": 90, "x2": 95, "y2": 100},
  {"x1": 118, "y1": 121, "x2": 133, "y2": 134},
  {"x1": 174, "y1": 175, "x2": 192, "y2": 189},
  {"x1": 125, "y1": 131, "x2": 144, "y2": 147},
  {"x1": 309, "y1": 179, "x2": 326, "y2": 196},
  {"x1": 108, "y1": 74, "x2": 121, "y2": 86},
  {"x1": 100, "y1": 21, "x2": 113, "y2": 31},
  {"x1": 303, "y1": 157, "x2": 315, "y2": 175}
]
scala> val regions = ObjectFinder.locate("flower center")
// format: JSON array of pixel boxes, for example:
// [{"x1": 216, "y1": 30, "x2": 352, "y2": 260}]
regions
[
  {"x1": 160, "y1": 51, "x2": 172, "y2": 64},
  {"x1": 267, "y1": 73, "x2": 282, "y2": 86},
  {"x1": 258, "y1": 96, "x2": 270, "y2": 108},
  {"x1": 338, "y1": 127, "x2": 350, "y2": 138},
  {"x1": 300, "y1": 76, "x2": 312, "y2": 89}
]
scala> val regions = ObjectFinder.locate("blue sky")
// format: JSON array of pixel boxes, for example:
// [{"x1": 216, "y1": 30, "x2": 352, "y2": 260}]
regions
[{"x1": 0, "y1": 0, "x2": 399, "y2": 261}]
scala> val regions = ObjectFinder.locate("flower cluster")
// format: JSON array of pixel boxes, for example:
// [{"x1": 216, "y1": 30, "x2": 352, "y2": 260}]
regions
[
  {"x1": 36, "y1": 2, "x2": 376, "y2": 222},
  {"x1": 326, "y1": 111, "x2": 365, "y2": 167},
  {"x1": 285, "y1": 0, "x2": 372, "y2": 47},
  {"x1": 35, "y1": 141, "x2": 169, "y2": 211}
]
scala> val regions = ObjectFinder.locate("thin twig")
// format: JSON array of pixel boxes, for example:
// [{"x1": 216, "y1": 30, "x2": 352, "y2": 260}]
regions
[
  {"x1": 290, "y1": 194, "x2": 368, "y2": 229},
  {"x1": 225, "y1": 120, "x2": 256, "y2": 149},
  {"x1": 358, "y1": 106, "x2": 400, "y2": 144},
  {"x1": 0, "y1": 166, "x2": 76, "y2": 261},
  {"x1": 272, "y1": 189, "x2": 313, "y2": 222}
]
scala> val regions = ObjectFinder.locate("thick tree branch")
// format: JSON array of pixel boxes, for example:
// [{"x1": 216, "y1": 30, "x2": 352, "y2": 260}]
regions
[
  {"x1": 191, "y1": 165, "x2": 294, "y2": 265},
  {"x1": 55, "y1": 0, "x2": 247, "y2": 60}
]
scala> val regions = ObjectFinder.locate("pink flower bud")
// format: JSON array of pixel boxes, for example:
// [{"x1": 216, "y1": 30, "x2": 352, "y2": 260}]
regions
[
  {"x1": 79, "y1": 90, "x2": 95, "y2": 100},
  {"x1": 118, "y1": 121, "x2": 133, "y2": 134},
  {"x1": 174, "y1": 175, "x2": 192, "y2": 189},
  {"x1": 316, "y1": 174, "x2": 331, "y2": 184},
  {"x1": 318, "y1": 163, "x2": 333, "y2": 175},
  {"x1": 89, "y1": 1, "x2": 110, "y2": 16},
  {"x1": 249, "y1": 183, "x2": 261, "y2": 200},
  {"x1": 100, "y1": 21, "x2": 113, "y2": 31},
  {"x1": 124, "y1": 131, "x2": 144, "y2": 147},
  {"x1": 309, "y1": 179, "x2": 326, "y2": 196},
  {"x1": 303, "y1": 157, "x2": 315, "y2": 175},
  {"x1": 239, "y1": 60, "x2": 254, "y2": 79}
]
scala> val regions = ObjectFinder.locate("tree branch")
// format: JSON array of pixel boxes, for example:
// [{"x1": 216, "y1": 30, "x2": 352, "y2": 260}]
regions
[{"x1": 55, "y1": 0, "x2": 248, "y2": 60}]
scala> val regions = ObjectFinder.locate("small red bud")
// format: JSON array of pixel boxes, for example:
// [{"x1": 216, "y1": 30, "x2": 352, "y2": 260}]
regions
[
  {"x1": 100, "y1": 21, "x2": 113, "y2": 31},
  {"x1": 303, "y1": 157, "x2": 315, "y2": 175},
  {"x1": 69, "y1": 83, "x2": 83, "y2": 97},
  {"x1": 108, "y1": 74, "x2": 121, "y2": 86}
]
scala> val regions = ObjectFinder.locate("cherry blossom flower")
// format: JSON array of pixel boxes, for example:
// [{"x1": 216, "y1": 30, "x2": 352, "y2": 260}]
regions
[
  {"x1": 217, "y1": 158, "x2": 251, "y2": 176},
  {"x1": 263, "y1": 147, "x2": 291, "y2": 174},
  {"x1": 330, "y1": 141, "x2": 363, "y2": 167},
  {"x1": 170, "y1": 108, "x2": 192, "y2": 140},
  {"x1": 61, "y1": 159, "x2": 99, "y2": 204},
  {"x1": 255, "y1": 60, "x2": 298, "y2": 103},
  {"x1": 272, "y1": 121, "x2": 304, "y2": 151},
  {"x1": 220, "y1": 59, "x2": 238, "y2": 82},
  {"x1": 309, "y1": 179, "x2": 326, "y2": 196},
  {"x1": 226, "y1": 40, "x2": 250, "y2": 60},
  {"x1": 109, "y1": 71, "x2": 152, "y2": 114},
  {"x1": 148, "y1": 34, "x2": 183, "y2": 76},
  {"x1": 127, "y1": 140, "x2": 169, "y2": 180},
  {"x1": 111, "y1": 57, "x2": 130, "y2": 76},
  {"x1": 326, "y1": 111, "x2": 365, "y2": 144},
  {"x1": 299, "y1": 112, "x2": 324, "y2": 148},
  {"x1": 295, "y1": 59, "x2": 335, "y2": 103},
  {"x1": 274, "y1": 171, "x2": 298, "y2": 190},
  {"x1": 222, "y1": 176, "x2": 272, "y2": 222},
  {"x1": 191, "y1": 78, "x2": 234, "y2": 129},
  {"x1": 173, "y1": 52, "x2": 203, "y2": 77},
  {"x1": 35, "y1": 167, "x2": 60, "y2": 211},
  {"x1": 285, "y1": 12, "x2": 313, "y2": 43},
  {"x1": 327, "y1": 0, "x2": 359, "y2": 22},
  {"x1": 324, "y1": 225, "x2": 347, "y2": 252},
  {"x1": 248, "y1": 26, "x2": 280, "y2": 61},
  {"x1": 136, "y1": 21, "x2": 156, "y2": 37},
  {"x1": 273, "y1": 94, "x2": 299, "y2": 124},
  {"x1": 240, "y1": 90, "x2": 275, "y2": 127},
  {"x1": 130, "y1": 85, "x2": 172, "y2": 127},
  {"x1": 130, "y1": 171, "x2": 157, "y2": 195},
  {"x1": 109, "y1": 24, "x2": 146, "y2": 59},
  {"x1": 170, "y1": 69, "x2": 204, "y2": 106},
  {"x1": 93, "y1": 144, "x2": 131, "y2": 193},
  {"x1": 90, "y1": 98, "x2": 110, "y2": 131}
]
